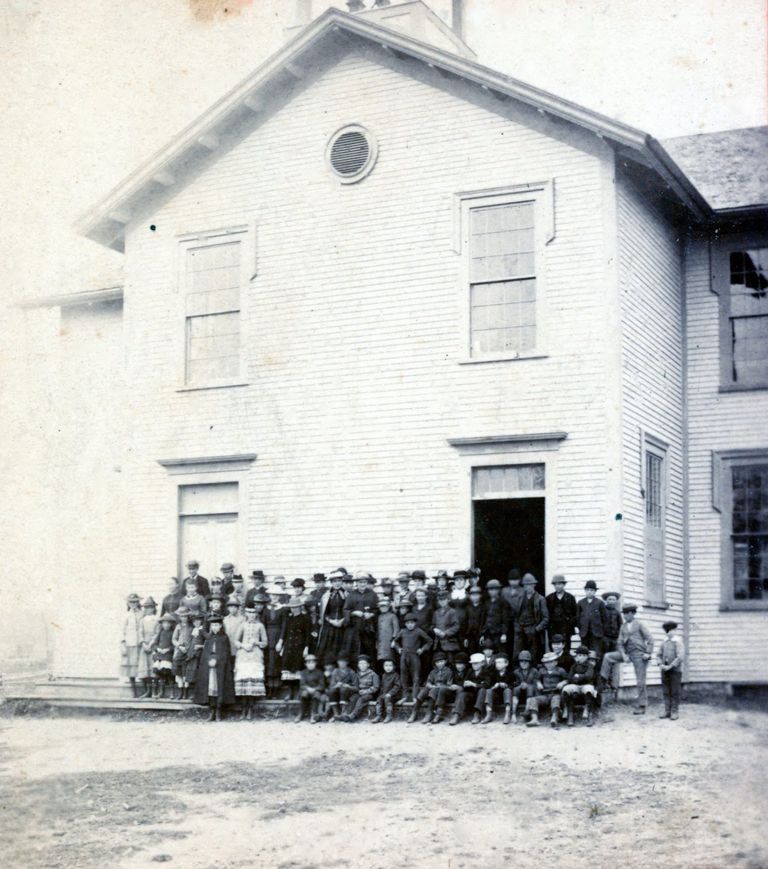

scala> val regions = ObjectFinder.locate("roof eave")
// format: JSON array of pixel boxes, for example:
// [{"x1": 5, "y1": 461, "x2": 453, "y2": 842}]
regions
[{"x1": 18, "y1": 286, "x2": 124, "y2": 310}]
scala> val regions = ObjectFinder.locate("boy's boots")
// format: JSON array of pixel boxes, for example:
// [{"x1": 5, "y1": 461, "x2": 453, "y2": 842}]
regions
[
  {"x1": 382, "y1": 698, "x2": 394, "y2": 723},
  {"x1": 407, "y1": 699, "x2": 420, "y2": 724},
  {"x1": 471, "y1": 710, "x2": 481, "y2": 724},
  {"x1": 526, "y1": 711, "x2": 540, "y2": 727},
  {"x1": 215, "y1": 703, "x2": 223, "y2": 722},
  {"x1": 129, "y1": 678, "x2": 138, "y2": 698},
  {"x1": 138, "y1": 679, "x2": 151, "y2": 700},
  {"x1": 371, "y1": 702, "x2": 383, "y2": 724},
  {"x1": 567, "y1": 703, "x2": 575, "y2": 727},
  {"x1": 431, "y1": 706, "x2": 444, "y2": 724},
  {"x1": 510, "y1": 699, "x2": 518, "y2": 725},
  {"x1": 503, "y1": 705, "x2": 512, "y2": 725},
  {"x1": 481, "y1": 705, "x2": 493, "y2": 724},
  {"x1": 420, "y1": 699, "x2": 434, "y2": 724},
  {"x1": 550, "y1": 711, "x2": 558, "y2": 728},
  {"x1": 207, "y1": 701, "x2": 216, "y2": 722},
  {"x1": 310, "y1": 698, "x2": 319, "y2": 724},
  {"x1": 448, "y1": 713, "x2": 460, "y2": 726}
]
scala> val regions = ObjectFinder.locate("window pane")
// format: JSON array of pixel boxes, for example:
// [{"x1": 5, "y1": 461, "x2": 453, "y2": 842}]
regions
[
  {"x1": 470, "y1": 279, "x2": 536, "y2": 357},
  {"x1": 186, "y1": 312, "x2": 240, "y2": 382},
  {"x1": 732, "y1": 316, "x2": 768, "y2": 383},
  {"x1": 472, "y1": 464, "x2": 545, "y2": 497},
  {"x1": 646, "y1": 452, "x2": 663, "y2": 526},
  {"x1": 470, "y1": 202, "x2": 535, "y2": 282},
  {"x1": 731, "y1": 464, "x2": 768, "y2": 600},
  {"x1": 730, "y1": 248, "x2": 768, "y2": 305}
]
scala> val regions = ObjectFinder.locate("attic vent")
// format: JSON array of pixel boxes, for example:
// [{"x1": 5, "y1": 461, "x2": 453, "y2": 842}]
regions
[{"x1": 327, "y1": 125, "x2": 378, "y2": 184}]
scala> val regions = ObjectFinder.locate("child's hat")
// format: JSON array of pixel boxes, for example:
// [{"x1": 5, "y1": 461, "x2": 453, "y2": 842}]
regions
[
  {"x1": 521, "y1": 573, "x2": 537, "y2": 587},
  {"x1": 252, "y1": 592, "x2": 270, "y2": 604},
  {"x1": 469, "y1": 585, "x2": 482, "y2": 596},
  {"x1": 244, "y1": 603, "x2": 256, "y2": 612},
  {"x1": 209, "y1": 593, "x2": 225, "y2": 603},
  {"x1": 377, "y1": 597, "x2": 391, "y2": 607},
  {"x1": 411, "y1": 570, "x2": 426, "y2": 580},
  {"x1": 433, "y1": 651, "x2": 447, "y2": 663},
  {"x1": 126, "y1": 592, "x2": 141, "y2": 603},
  {"x1": 141, "y1": 596, "x2": 156, "y2": 608},
  {"x1": 398, "y1": 599, "x2": 413, "y2": 609},
  {"x1": 454, "y1": 652, "x2": 469, "y2": 665},
  {"x1": 206, "y1": 613, "x2": 223, "y2": 624},
  {"x1": 541, "y1": 652, "x2": 558, "y2": 664},
  {"x1": 403, "y1": 612, "x2": 417, "y2": 622},
  {"x1": 452, "y1": 569, "x2": 469, "y2": 579},
  {"x1": 160, "y1": 612, "x2": 177, "y2": 624},
  {"x1": 433, "y1": 569, "x2": 449, "y2": 580},
  {"x1": 357, "y1": 654, "x2": 371, "y2": 664},
  {"x1": 601, "y1": 591, "x2": 620, "y2": 600},
  {"x1": 175, "y1": 606, "x2": 191, "y2": 617},
  {"x1": 486, "y1": 579, "x2": 501, "y2": 590},
  {"x1": 304, "y1": 653, "x2": 317, "y2": 662},
  {"x1": 291, "y1": 577, "x2": 306, "y2": 588},
  {"x1": 550, "y1": 634, "x2": 564, "y2": 644},
  {"x1": 621, "y1": 602, "x2": 638, "y2": 613},
  {"x1": 220, "y1": 562, "x2": 234, "y2": 572},
  {"x1": 494, "y1": 652, "x2": 509, "y2": 662},
  {"x1": 575, "y1": 645, "x2": 589, "y2": 655},
  {"x1": 518, "y1": 651, "x2": 532, "y2": 661},
  {"x1": 552, "y1": 574, "x2": 567, "y2": 585},
  {"x1": 381, "y1": 655, "x2": 395, "y2": 664},
  {"x1": 469, "y1": 653, "x2": 485, "y2": 665},
  {"x1": 662, "y1": 620, "x2": 679, "y2": 632},
  {"x1": 584, "y1": 580, "x2": 597, "y2": 590}
]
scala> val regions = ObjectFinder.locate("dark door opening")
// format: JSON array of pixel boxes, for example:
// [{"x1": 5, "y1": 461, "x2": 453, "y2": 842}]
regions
[{"x1": 473, "y1": 497, "x2": 545, "y2": 595}]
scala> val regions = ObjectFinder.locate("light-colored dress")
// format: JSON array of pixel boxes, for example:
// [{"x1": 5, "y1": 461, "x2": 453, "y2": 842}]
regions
[
  {"x1": 234, "y1": 620, "x2": 268, "y2": 696},
  {"x1": 120, "y1": 608, "x2": 142, "y2": 681},
  {"x1": 137, "y1": 613, "x2": 159, "y2": 680}
]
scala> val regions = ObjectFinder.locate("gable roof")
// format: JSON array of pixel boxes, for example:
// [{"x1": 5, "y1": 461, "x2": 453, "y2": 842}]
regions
[
  {"x1": 77, "y1": 5, "x2": 713, "y2": 252},
  {"x1": 662, "y1": 126, "x2": 768, "y2": 213}
]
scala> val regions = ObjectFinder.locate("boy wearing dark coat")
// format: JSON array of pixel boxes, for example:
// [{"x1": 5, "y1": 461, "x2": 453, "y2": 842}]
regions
[
  {"x1": 482, "y1": 651, "x2": 515, "y2": 725},
  {"x1": 601, "y1": 592, "x2": 623, "y2": 654},
  {"x1": 449, "y1": 652, "x2": 489, "y2": 725},
  {"x1": 344, "y1": 655, "x2": 381, "y2": 721},
  {"x1": 295, "y1": 653, "x2": 325, "y2": 724},
  {"x1": 431, "y1": 592, "x2": 461, "y2": 664},
  {"x1": 480, "y1": 580, "x2": 510, "y2": 652},
  {"x1": 561, "y1": 645, "x2": 597, "y2": 726},
  {"x1": 372, "y1": 657, "x2": 402, "y2": 723},
  {"x1": 513, "y1": 574, "x2": 549, "y2": 665},
  {"x1": 409, "y1": 651, "x2": 454, "y2": 725},
  {"x1": 326, "y1": 654, "x2": 359, "y2": 721},
  {"x1": 193, "y1": 614, "x2": 236, "y2": 721},
  {"x1": 375, "y1": 598, "x2": 400, "y2": 669},
  {"x1": 526, "y1": 651, "x2": 568, "y2": 728},
  {"x1": 462, "y1": 586, "x2": 487, "y2": 652},
  {"x1": 393, "y1": 613, "x2": 432, "y2": 703},
  {"x1": 511, "y1": 650, "x2": 538, "y2": 724},
  {"x1": 576, "y1": 580, "x2": 607, "y2": 657},
  {"x1": 546, "y1": 575, "x2": 577, "y2": 653}
]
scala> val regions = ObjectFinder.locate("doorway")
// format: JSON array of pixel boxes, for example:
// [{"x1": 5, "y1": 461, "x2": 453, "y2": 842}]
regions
[{"x1": 473, "y1": 497, "x2": 545, "y2": 594}]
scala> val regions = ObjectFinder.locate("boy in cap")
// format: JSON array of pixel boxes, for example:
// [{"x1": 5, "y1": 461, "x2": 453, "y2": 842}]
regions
[
  {"x1": 410, "y1": 650, "x2": 454, "y2": 724},
  {"x1": 526, "y1": 652, "x2": 568, "y2": 728},
  {"x1": 376, "y1": 596, "x2": 400, "y2": 670},
  {"x1": 393, "y1": 612, "x2": 432, "y2": 703},
  {"x1": 184, "y1": 559, "x2": 210, "y2": 598},
  {"x1": 219, "y1": 562, "x2": 236, "y2": 595},
  {"x1": 576, "y1": 580, "x2": 607, "y2": 657},
  {"x1": 326, "y1": 653, "x2": 359, "y2": 721},
  {"x1": 599, "y1": 603, "x2": 654, "y2": 714},
  {"x1": 561, "y1": 645, "x2": 597, "y2": 726},
  {"x1": 462, "y1": 585, "x2": 486, "y2": 652},
  {"x1": 657, "y1": 621, "x2": 685, "y2": 720},
  {"x1": 481, "y1": 580, "x2": 510, "y2": 652},
  {"x1": 450, "y1": 652, "x2": 490, "y2": 725},
  {"x1": 513, "y1": 573, "x2": 549, "y2": 665},
  {"x1": 371, "y1": 657, "x2": 402, "y2": 723},
  {"x1": 511, "y1": 650, "x2": 538, "y2": 724},
  {"x1": 601, "y1": 592, "x2": 623, "y2": 654},
  {"x1": 550, "y1": 634, "x2": 574, "y2": 675},
  {"x1": 546, "y1": 575, "x2": 577, "y2": 654},
  {"x1": 344, "y1": 654, "x2": 381, "y2": 721},
  {"x1": 450, "y1": 570, "x2": 469, "y2": 607},
  {"x1": 295, "y1": 653, "x2": 325, "y2": 723},
  {"x1": 482, "y1": 651, "x2": 515, "y2": 724},
  {"x1": 432, "y1": 591, "x2": 461, "y2": 665}
]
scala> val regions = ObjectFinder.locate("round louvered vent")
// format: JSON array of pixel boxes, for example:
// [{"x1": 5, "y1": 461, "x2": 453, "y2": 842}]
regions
[{"x1": 326, "y1": 125, "x2": 377, "y2": 183}]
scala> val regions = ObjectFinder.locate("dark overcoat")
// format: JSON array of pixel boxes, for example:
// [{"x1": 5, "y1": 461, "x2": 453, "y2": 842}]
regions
[{"x1": 193, "y1": 632, "x2": 236, "y2": 705}]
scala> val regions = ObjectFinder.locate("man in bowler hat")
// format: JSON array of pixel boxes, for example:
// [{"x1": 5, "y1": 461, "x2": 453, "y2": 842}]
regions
[
  {"x1": 576, "y1": 580, "x2": 607, "y2": 657},
  {"x1": 546, "y1": 575, "x2": 577, "y2": 653}
]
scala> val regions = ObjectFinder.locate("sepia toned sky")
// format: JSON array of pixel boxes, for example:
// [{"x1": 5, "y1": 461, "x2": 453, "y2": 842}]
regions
[{"x1": 0, "y1": 0, "x2": 766, "y2": 299}]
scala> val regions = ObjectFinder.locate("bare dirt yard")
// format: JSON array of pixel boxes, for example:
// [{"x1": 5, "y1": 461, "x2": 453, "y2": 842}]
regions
[{"x1": 1, "y1": 701, "x2": 767, "y2": 869}]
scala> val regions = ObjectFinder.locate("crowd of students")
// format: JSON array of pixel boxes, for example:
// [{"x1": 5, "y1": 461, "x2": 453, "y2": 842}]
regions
[{"x1": 120, "y1": 563, "x2": 685, "y2": 724}]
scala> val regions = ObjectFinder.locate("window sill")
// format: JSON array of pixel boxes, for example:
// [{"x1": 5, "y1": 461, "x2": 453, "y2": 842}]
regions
[
  {"x1": 718, "y1": 383, "x2": 768, "y2": 394},
  {"x1": 459, "y1": 353, "x2": 548, "y2": 365},
  {"x1": 720, "y1": 601, "x2": 768, "y2": 612},
  {"x1": 176, "y1": 381, "x2": 250, "y2": 393},
  {"x1": 643, "y1": 600, "x2": 671, "y2": 611}
]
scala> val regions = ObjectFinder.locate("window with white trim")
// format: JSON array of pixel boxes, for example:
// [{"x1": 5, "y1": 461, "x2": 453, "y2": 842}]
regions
[
  {"x1": 713, "y1": 235, "x2": 768, "y2": 390},
  {"x1": 643, "y1": 439, "x2": 667, "y2": 605},
  {"x1": 457, "y1": 183, "x2": 552, "y2": 361}
]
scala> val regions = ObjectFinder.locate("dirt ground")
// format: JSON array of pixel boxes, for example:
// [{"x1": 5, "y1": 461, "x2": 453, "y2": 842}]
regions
[{"x1": 1, "y1": 702, "x2": 767, "y2": 869}]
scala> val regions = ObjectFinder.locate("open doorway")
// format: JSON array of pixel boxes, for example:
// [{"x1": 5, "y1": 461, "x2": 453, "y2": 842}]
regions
[{"x1": 473, "y1": 497, "x2": 545, "y2": 595}]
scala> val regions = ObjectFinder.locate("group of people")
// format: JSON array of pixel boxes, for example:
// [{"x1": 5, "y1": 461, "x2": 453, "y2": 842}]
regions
[{"x1": 120, "y1": 562, "x2": 685, "y2": 723}]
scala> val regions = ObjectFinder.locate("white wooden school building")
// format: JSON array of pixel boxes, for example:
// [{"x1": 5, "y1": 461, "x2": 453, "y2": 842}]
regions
[{"x1": 20, "y1": 1, "x2": 768, "y2": 688}]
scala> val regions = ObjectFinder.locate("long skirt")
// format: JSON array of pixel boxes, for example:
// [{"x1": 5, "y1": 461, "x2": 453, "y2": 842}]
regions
[
  {"x1": 120, "y1": 645, "x2": 140, "y2": 681},
  {"x1": 136, "y1": 648, "x2": 154, "y2": 681},
  {"x1": 235, "y1": 647, "x2": 266, "y2": 697},
  {"x1": 185, "y1": 653, "x2": 201, "y2": 686},
  {"x1": 265, "y1": 646, "x2": 283, "y2": 690},
  {"x1": 315, "y1": 623, "x2": 345, "y2": 667}
]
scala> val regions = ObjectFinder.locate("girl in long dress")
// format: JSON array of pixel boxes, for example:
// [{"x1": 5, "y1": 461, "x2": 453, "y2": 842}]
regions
[
  {"x1": 263, "y1": 593, "x2": 287, "y2": 698},
  {"x1": 137, "y1": 596, "x2": 159, "y2": 699},
  {"x1": 120, "y1": 593, "x2": 143, "y2": 697},
  {"x1": 234, "y1": 604, "x2": 268, "y2": 719}
]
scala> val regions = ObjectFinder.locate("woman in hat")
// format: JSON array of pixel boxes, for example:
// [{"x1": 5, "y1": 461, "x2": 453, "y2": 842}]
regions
[
  {"x1": 282, "y1": 597, "x2": 312, "y2": 674},
  {"x1": 234, "y1": 603, "x2": 268, "y2": 718},
  {"x1": 136, "y1": 597, "x2": 159, "y2": 699},
  {"x1": 120, "y1": 593, "x2": 143, "y2": 697},
  {"x1": 315, "y1": 570, "x2": 347, "y2": 667},
  {"x1": 262, "y1": 588, "x2": 287, "y2": 698}
]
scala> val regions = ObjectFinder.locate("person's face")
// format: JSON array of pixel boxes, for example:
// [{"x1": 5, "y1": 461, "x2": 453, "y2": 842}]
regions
[
  {"x1": 519, "y1": 660, "x2": 530, "y2": 670},
  {"x1": 472, "y1": 663, "x2": 484, "y2": 674},
  {"x1": 552, "y1": 642, "x2": 564, "y2": 656},
  {"x1": 210, "y1": 622, "x2": 222, "y2": 633},
  {"x1": 544, "y1": 661, "x2": 556, "y2": 671},
  {"x1": 306, "y1": 660, "x2": 317, "y2": 670},
  {"x1": 188, "y1": 567, "x2": 198, "y2": 577},
  {"x1": 488, "y1": 588, "x2": 499, "y2": 599},
  {"x1": 185, "y1": 580, "x2": 197, "y2": 594},
  {"x1": 435, "y1": 660, "x2": 446, "y2": 669},
  {"x1": 483, "y1": 650, "x2": 493, "y2": 660},
  {"x1": 130, "y1": 600, "x2": 140, "y2": 610},
  {"x1": 358, "y1": 660, "x2": 369, "y2": 673},
  {"x1": 245, "y1": 610, "x2": 256, "y2": 622},
  {"x1": 223, "y1": 569, "x2": 233, "y2": 579},
  {"x1": 227, "y1": 606, "x2": 239, "y2": 616},
  {"x1": 575, "y1": 653, "x2": 588, "y2": 664},
  {"x1": 455, "y1": 663, "x2": 466, "y2": 674},
  {"x1": 625, "y1": 611, "x2": 635, "y2": 622},
  {"x1": 324, "y1": 667, "x2": 334, "y2": 677},
  {"x1": 143, "y1": 605, "x2": 154, "y2": 614},
  {"x1": 356, "y1": 579, "x2": 366, "y2": 592},
  {"x1": 437, "y1": 576, "x2": 447, "y2": 588},
  {"x1": 405, "y1": 620, "x2": 417, "y2": 630},
  {"x1": 470, "y1": 594, "x2": 481, "y2": 606},
  {"x1": 415, "y1": 590, "x2": 426, "y2": 604},
  {"x1": 379, "y1": 605, "x2": 389, "y2": 615},
  {"x1": 437, "y1": 598, "x2": 448, "y2": 609},
  {"x1": 525, "y1": 585, "x2": 534, "y2": 597},
  {"x1": 332, "y1": 577, "x2": 343, "y2": 589},
  {"x1": 383, "y1": 661, "x2": 394, "y2": 673},
  {"x1": 495, "y1": 659, "x2": 507, "y2": 672},
  {"x1": 291, "y1": 605, "x2": 303, "y2": 616},
  {"x1": 168, "y1": 580, "x2": 179, "y2": 593},
  {"x1": 554, "y1": 583, "x2": 565, "y2": 594},
  {"x1": 193, "y1": 618, "x2": 204, "y2": 628},
  {"x1": 338, "y1": 660, "x2": 348, "y2": 670},
  {"x1": 605, "y1": 596, "x2": 618, "y2": 608},
  {"x1": 407, "y1": 579, "x2": 417, "y2": 592},
  {"x1": 586, "y1": 588, "x2": 595, "y2": 599},
  {"x1": 455, "y1": 577, "x2": 466, "y2": 589}
]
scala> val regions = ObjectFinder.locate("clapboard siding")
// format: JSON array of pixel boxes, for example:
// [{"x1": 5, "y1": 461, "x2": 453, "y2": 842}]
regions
[
  {"x1": 685, "y1": 236, "x2": 768, "y2": 683},
  {"x1": 616, "y1": 169, "x2": 685, "y2": 668},
  {"x1": 37, "y1": 47, "x2": 617, "y2": 678}
]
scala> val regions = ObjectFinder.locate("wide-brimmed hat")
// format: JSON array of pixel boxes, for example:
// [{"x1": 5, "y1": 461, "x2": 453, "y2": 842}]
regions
[
  {"x1": 220, "y1": 562, "x2": 234, "y2": 572},
  {"x1": 288, "y1": 597, "x2": 304, "y2": 608},
  {"x1": 206, "y1": 613, "x2": 223, "y2": 624},
  {"x1": 126, "y1": 592, "x2": 141, "y2": 603},
  {"x1": 552, "y1": 574, "x2": 567, "y2": 585},
  {"x1": 160, "y1": 612, "x2": 177, "y2": 624},
  {"x1": 141, "y1": 596, "x2": 156, "y2": 608},
  {"x1": 541, "y1": 652, "x2": 558, "y2": 664},
  {"x1": 601, "y1": 591, "x2": 620, "y2": 600},
  {"x1": 521, "y1": 573, "x2": 537, "y2": 587},
  {"x1": 622, "y1": 602, "x2": 638, "y2": 613},
  {"x1": 662, "y1": 620, "x2": 679, "y2": 632},
  {"x1": 175, "y1": 606, "x2": 191, "y2": 617}
]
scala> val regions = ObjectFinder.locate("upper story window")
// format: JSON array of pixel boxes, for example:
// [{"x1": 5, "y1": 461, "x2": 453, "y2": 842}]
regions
[
  {"x1": 714, "y1": 234, "x2": 768, "y2": 391},
  {"x1": 456, "y1": 182, "x2": 553, "y2": 363},
  {"x1": 177, "y1": 223, "x2": 254, "y2": 389}
]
